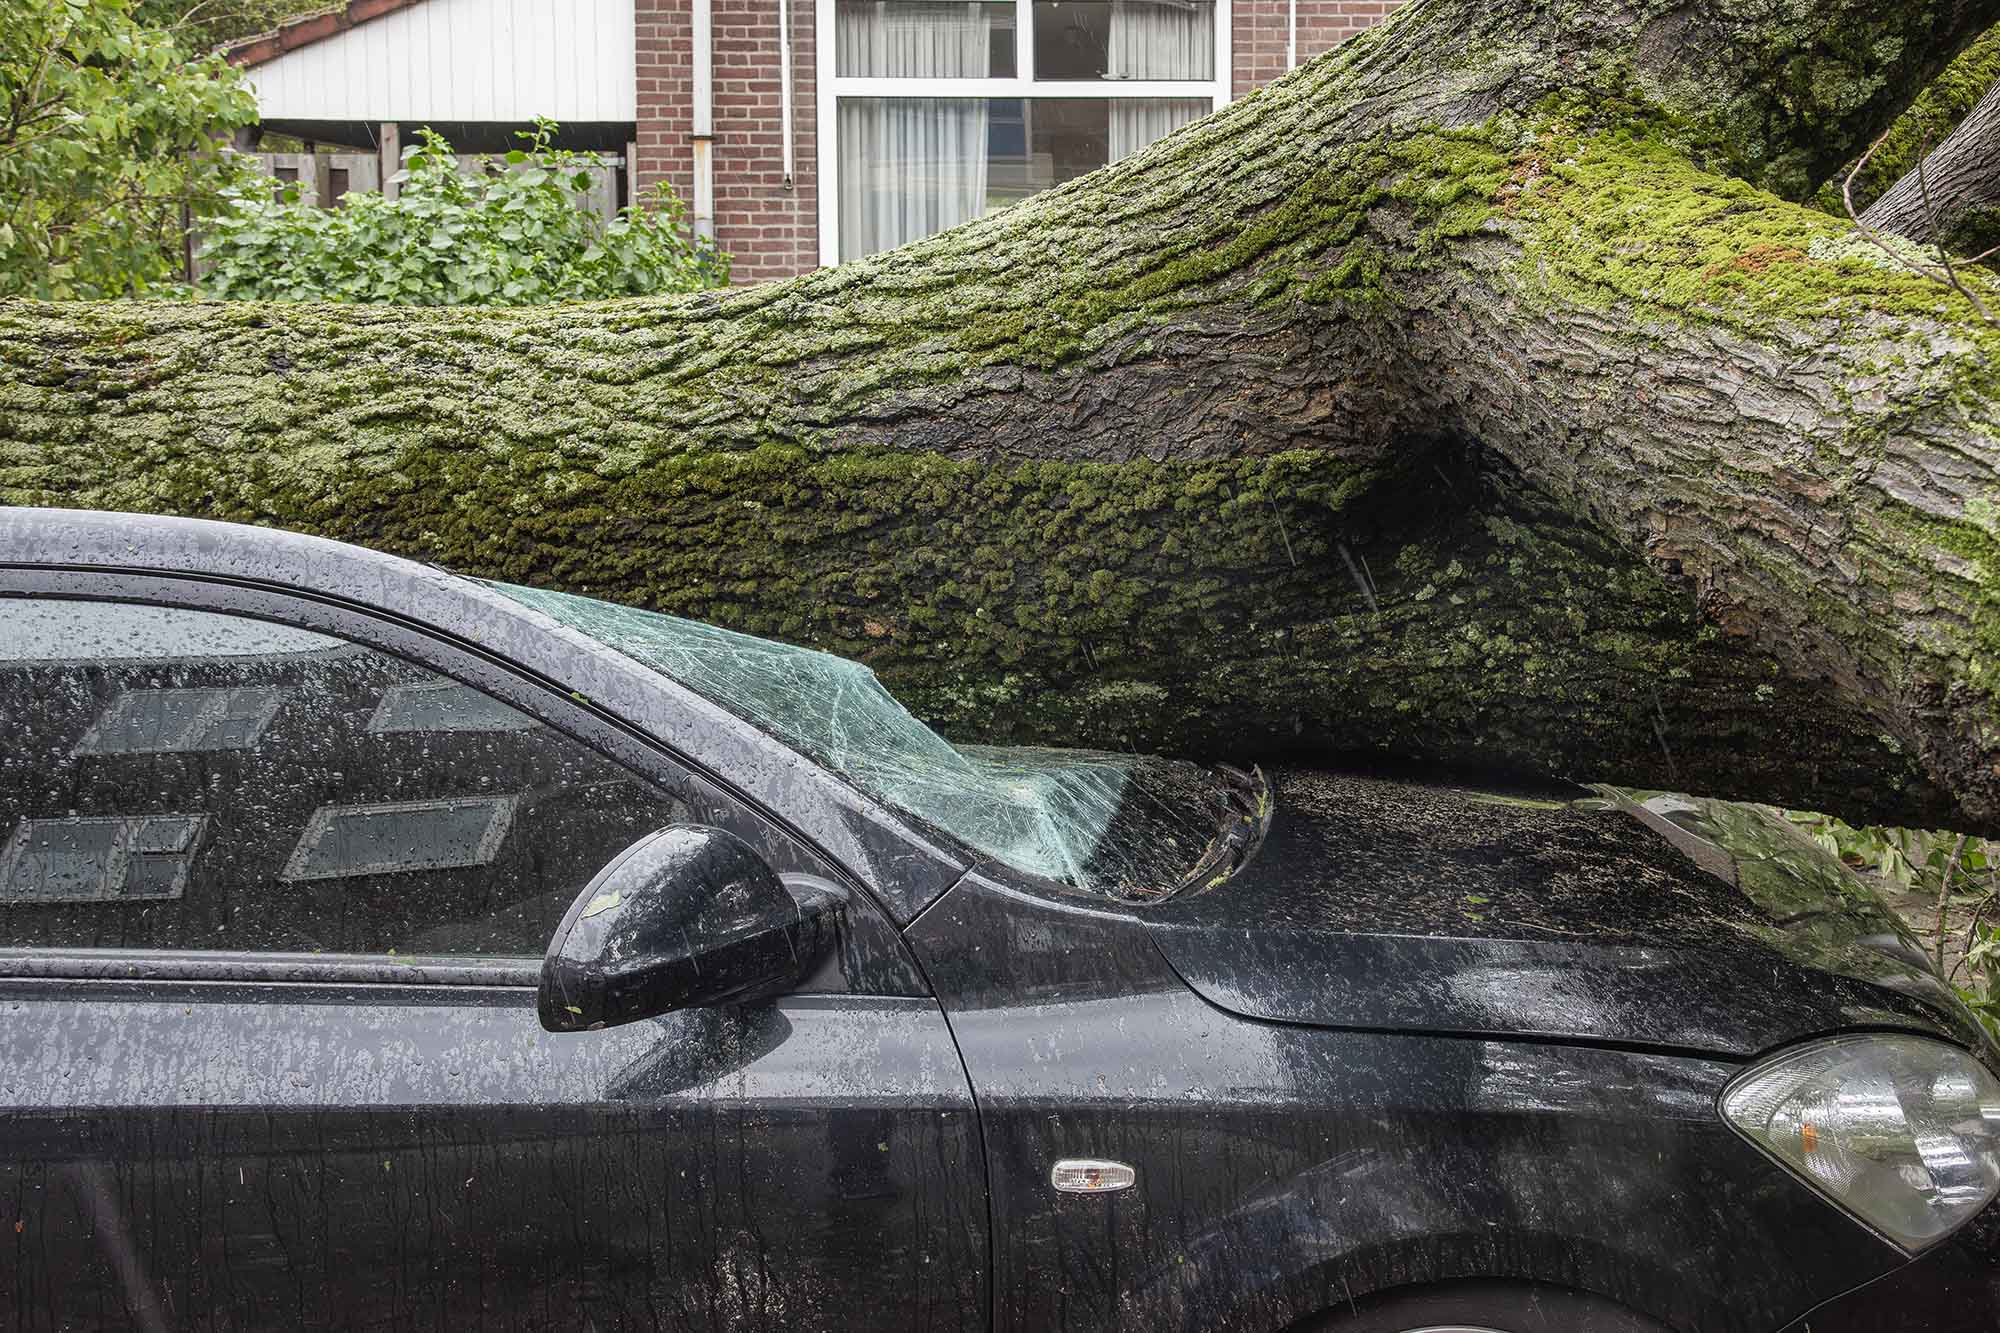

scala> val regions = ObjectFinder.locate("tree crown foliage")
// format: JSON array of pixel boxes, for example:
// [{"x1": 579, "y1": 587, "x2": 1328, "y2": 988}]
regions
[
  {"x1": 131, "y1": 0, "x2": 326, "y2": 56},
  {"x1": 0, "y1": 0, "x2": 258, "y2": 299},
  {"x1": 199, "y1": 122, "x2": 729, "y2": 304}
]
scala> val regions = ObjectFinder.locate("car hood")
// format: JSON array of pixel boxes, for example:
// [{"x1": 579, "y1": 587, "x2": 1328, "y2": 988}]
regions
[{"x1": 1141, "y1": 767, "x2": 1994, "y2": 1059}]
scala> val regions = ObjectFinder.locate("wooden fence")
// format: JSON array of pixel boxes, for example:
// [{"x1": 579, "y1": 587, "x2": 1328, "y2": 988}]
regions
[{"x1": 246, "y1": 151, "x2": 624, "y2": 221}]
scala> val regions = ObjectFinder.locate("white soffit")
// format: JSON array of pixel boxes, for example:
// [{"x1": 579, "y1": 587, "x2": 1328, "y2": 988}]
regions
[{"x1": 246, "y1": 0, "x2": 637, "y2": 123}]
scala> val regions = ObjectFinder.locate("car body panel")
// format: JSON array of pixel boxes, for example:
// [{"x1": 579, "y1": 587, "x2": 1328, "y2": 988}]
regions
[
  {"x1": 1145, "y1": 769, "x2": 1989, "y2": 1058},
  {"x1": 1779, "y1": 1206, "x2": 2000, "y2": 1332},
  {"x1": 0, "y1": 983, "x2": 987, "y2": 1331},
  {"x1": 0, "y1": 532, "x2": 990, "y2": 1331},
  {"x1": 907, "y1": 870, "x2": 1915, "y2": 1332}
]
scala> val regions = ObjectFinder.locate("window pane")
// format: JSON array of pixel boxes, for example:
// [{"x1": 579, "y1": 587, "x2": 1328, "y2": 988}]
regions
[
  {"x1": 837, "y1": 96, "x2": 1207, "y2": 257},
  {"x1": 0, "y1": 600, "x2": 693, "y2": 956},
  {"x1": 488, "y1": 582, "x2": 1236, "y2": 896},
  {"x1": 1034, "y1": 0, "x2": 1213, "y2": 81},
  {"x1": 835, "y1": 0, "x2": 1015, "y2": 77}
]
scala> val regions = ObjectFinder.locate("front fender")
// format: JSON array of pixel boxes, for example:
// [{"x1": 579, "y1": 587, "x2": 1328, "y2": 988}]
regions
[{"x1": 910, "y1": 875, "x2": 1909, "y2": 1333}]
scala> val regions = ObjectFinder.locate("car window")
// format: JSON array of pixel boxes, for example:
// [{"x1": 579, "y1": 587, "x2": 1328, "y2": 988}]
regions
[{"x1": 0, "y1": 598, "x2": 694, "y2": 956}]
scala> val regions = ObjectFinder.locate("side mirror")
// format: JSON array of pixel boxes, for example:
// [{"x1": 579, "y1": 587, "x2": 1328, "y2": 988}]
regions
[{"x1": 537, "y1": 824, "x2": 841, "y2": 1033}]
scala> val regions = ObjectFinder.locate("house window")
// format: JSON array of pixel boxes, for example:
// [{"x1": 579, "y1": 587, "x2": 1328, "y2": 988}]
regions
[{"x1": 820, "y1": 0, "x2": 1229, "y2": 261}]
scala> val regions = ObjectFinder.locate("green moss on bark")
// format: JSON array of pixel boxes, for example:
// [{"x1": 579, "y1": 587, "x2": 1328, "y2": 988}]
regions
[
  {"x1": 1811, "y1": 25, "x2": 2000, "y2": 217},
  {"x1": 2, "y1": 421, "x2": 1946, "y2": 824},
  {"x1": 1509, "y1": 126, "x2": 1999, "y2": 332}
]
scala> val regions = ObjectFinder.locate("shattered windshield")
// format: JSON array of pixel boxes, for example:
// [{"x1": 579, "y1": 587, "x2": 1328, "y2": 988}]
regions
[{"x1": 487, "y1": 582, "x2": 1241, "y2": 897}]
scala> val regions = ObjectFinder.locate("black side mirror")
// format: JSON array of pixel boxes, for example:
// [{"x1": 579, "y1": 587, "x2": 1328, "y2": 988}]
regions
[{"x1": 538, "y1": 824, "x2": 841, "y2": 1033}]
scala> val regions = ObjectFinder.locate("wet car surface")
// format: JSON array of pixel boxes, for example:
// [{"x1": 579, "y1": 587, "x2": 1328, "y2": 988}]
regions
[{"x1": 0, "y1": 507, "x2": 1996, "y2": 1332}]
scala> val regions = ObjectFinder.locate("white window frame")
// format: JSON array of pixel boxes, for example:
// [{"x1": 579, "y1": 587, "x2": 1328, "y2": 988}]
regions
[{"x1": 816, "y1": 0, "x2": 1233, "y2": 264}]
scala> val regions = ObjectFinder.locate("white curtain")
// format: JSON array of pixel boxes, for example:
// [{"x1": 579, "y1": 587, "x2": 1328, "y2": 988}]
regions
[
  {"x1": 1105, "y1": 1, "x2": 1209, "y2": 160},
  {"x1": 836, "y1": 3, "x2": 993, "y2": 258},
  {"x1": 1105, "y1": 0, "x2": 1211, "y2": 80},
  {"x1": 1106, "y1": 98, "x2": 1207, "y2": 159}
]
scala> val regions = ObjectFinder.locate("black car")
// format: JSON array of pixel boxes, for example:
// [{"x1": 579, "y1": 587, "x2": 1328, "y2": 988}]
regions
[{"x1": 0, "y1": 506, "x2": 1996, "y2": 1333}]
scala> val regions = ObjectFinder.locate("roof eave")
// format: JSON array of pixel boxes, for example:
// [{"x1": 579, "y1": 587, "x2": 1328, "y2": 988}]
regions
[{"x1": 225, "y1": 0, "x2": 432, "y2": 68}]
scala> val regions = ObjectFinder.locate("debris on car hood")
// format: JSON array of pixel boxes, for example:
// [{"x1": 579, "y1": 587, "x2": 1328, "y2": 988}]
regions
[{"x1": 1141, "y1": 767, "x2": 1993, "y2": 1059}]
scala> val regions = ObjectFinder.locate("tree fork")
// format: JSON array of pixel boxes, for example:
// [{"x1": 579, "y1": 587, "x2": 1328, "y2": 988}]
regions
[{"x1": 3, "y1": 0, "x2": 2000, "y2": 829}]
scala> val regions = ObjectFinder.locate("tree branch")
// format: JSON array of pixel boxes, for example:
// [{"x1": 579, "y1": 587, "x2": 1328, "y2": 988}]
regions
[{"x1": 1863, "y1": 75, "x2": 2000, "y2": 246}]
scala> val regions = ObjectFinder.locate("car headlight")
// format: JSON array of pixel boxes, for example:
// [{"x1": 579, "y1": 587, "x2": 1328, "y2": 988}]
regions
[{"x1": 1722, "y1": 1034, "x2": 2000, "y2": 1250}]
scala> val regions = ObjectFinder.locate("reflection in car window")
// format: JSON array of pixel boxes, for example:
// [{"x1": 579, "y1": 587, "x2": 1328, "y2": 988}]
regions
[
  {"x1": 0, "y1": 600, "x2": 693, "y2": 956},
  {"x1": 0, "y1": 600, "x2": 336, "y2": 660},
  {"x1": 368, "y1": 682, "x2": 539, "y2": 734},
  {"x1": 488, "y1": 582, "x2": 1232, "y2": 897},
  {"x1": 281, "y1": 797, "x2": 518, "y2": 882},
  {"x1": 76, "y1": 686, "x2": 289, "y2": 755},
  {"x1": 0, "y1": 815, "x2": 204, "y2": 903}
]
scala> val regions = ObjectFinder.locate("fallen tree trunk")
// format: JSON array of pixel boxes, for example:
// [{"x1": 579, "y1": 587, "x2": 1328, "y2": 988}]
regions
[{"x1": 3, "y1": 0, "x2": 1999, "y2": 832}]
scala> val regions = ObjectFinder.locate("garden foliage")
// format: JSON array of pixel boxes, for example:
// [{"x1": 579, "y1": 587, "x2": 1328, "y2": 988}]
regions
[
  {"x1": 200, "y1": 123, "x2": 728, "y2": 304},
  {"x1": 0, "y1": 0, "x2": 257, "y2": 298}
]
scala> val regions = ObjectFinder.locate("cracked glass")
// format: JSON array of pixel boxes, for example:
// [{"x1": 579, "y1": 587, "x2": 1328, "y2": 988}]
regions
[{"x1": 488, "y1": 582, "x2": 1242, "y2": 899}]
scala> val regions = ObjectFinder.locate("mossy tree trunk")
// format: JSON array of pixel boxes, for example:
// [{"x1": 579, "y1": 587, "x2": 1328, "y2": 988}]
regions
[
  {"x1": 5, "y1": 0, "x2": 2000, "y2": 832},
  {"x1": 1862, "y1": 77, "x2": 2000, "y2": 246}
]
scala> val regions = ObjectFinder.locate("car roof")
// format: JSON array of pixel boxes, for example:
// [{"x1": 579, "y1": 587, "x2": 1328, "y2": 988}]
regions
[{"x1": 0, "y1": 507, "x2": 966, "y2": 920}]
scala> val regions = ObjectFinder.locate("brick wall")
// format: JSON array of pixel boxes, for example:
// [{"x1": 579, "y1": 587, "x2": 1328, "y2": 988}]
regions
[
  {"x1": 638, "y1": 0, "x2": 1398, "y2": 284},
  {"x1": 711, "y1": 0, "x2": 817, "y2": 282},
  {"x1": 1233, "y1": 0, "x2": 1403, "y2": 99},
  {"x1": 633, "y1": 0, "x2": 694, "y2": 218},
  {"x1": 633, "y1": 0, "x2": 817, "y2": 284}
]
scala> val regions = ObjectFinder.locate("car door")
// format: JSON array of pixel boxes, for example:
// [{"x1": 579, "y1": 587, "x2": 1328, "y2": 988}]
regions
[{"x1": 0, "y1": 583, "x2": 988, "y2": 1332}]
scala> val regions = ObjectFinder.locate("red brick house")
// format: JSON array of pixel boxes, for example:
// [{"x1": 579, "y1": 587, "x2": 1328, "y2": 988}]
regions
[{"x1": 229, "y1": 0, "x2": 1400, "y2": 284}]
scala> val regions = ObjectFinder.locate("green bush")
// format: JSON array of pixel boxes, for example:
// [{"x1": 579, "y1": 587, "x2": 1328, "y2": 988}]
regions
[
  {"x1": 199, "y1": 123, "x2": 728, "y2": 304},
  {"x1": 0, "y1": 0, "x2": 258, "y2": 299}
]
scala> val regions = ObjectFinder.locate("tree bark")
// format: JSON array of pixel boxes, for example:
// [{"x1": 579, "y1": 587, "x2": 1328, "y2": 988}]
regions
[
  {"x1": 4, "y1": 0, "x2": 2000, "y2": 831},
  {"x1": 1821, "y1": 25, "x2": 2000, "y2": 221},
  {"x1": 1862, "y1": 77, "x2": 2000, "y2": 245}
]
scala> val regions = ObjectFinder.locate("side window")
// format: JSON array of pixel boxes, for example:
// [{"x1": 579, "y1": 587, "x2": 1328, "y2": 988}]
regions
[{"x1": 0, "y1": 598, "x2": 694, "y2": 957}]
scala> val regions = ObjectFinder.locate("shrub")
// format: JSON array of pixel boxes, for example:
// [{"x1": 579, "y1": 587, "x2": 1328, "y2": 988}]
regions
[{"x1": 199, "y1": 122, "x2": 728, "y2": 303}]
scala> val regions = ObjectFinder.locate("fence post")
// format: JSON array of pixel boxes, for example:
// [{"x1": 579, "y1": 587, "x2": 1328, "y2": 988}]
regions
[{"x1": 379, "y1": 122, "x2": 401, "y2": 201}]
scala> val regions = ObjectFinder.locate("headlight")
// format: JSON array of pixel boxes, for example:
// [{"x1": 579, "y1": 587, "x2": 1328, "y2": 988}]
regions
[{"x1": 1722, "y1": 1034, "x2": 2000, "y2": 1250}]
